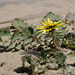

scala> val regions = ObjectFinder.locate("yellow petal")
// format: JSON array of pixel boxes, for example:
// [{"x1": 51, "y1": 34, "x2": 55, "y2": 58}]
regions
[
  {"x1": 49, "y1": 23, "x2": 54, "y2": 26},
  {"x1": 49, "y1": 29, "x2": 52, "y2": 31},
  {"x1": 36, "y1": 25, "x2": 44, "y2": 28},
  {"x1": 46, "y1": 29, "x2": 49, "y2": 32},
  {"x1": 48, "y1": 18, "x2": 51, "y2": 23},
  {"x1": 57, "y1": 23, "x2": 63, "y2": 26},
  {"x1": 40, "y1": 21, "x2": 46, "y2": 26},
  {"x1": 38, "y1": 30, "x2": 43, "y2": 33},
  {"x1": 54, "y1": 22, "x2": 56, "y2": 23},
  {"x1": 55, "y1": 28, "x2": 59, "y2": 31},
  {"x1": 50, "y1": 21, "x2": 53, "y2": 23},
  {"x1": 57, "y1": 21, "x2": 61, "y2": 23},
  {"x1": 44, "y1": 20, "x2": 48, "y2": 24},
  {"x1": 54, "y1": 21, "x2": 61, "y2": 24},
  {"x1": 42, "y1": 30, "x2": 46, "y2": 34}
]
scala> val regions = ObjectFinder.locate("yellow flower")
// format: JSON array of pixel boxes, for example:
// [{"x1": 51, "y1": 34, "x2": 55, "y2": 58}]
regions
[{"x1": 36, "y1": 18, "x2": 64, "y2": 34}]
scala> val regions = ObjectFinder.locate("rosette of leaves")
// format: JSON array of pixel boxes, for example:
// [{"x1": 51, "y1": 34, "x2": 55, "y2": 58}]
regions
[
  {"x1": 0, "y1": 27, "x2": 12, "y2": 47},
  {"x1": 11, "y1": 18, "x2": 46, "y2": 51},
  {"x1": 0, "y1": 27, "x2": 11, "y2": 40},
  {"x1": 38, "y1": 12, "x2": 68, "y2": 47},
  {"x1": 8, "y1": 18, "x2": 35, "y2": 51},
  {"x1": 0, "y1": 18, "x2": 43, "y2": 52}
]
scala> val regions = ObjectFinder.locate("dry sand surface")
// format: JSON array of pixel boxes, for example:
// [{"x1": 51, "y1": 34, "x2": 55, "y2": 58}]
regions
[
  {"x1": 0, "y1": 0, "x2": 75, "y2": 22},
  {"x1": 0, "y1": 0, "x2": 75, "y2": 75}
]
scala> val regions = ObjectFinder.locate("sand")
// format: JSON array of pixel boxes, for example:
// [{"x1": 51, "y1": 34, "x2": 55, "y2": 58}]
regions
[
  {"x1": 0, "y1": 0, "x2": 75, "y2": 75},
  {"x1": 0, "y1": 0, "x2": 75, "y2": 22}
]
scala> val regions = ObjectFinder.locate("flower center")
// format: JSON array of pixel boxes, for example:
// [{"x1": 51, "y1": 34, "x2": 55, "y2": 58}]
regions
[{"x1": 46, "y1": 25, "x2": 57, "y2": 29}]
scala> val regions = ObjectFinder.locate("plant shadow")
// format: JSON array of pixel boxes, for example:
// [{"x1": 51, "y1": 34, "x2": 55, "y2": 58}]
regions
[
  {"x1": 14, "y1": 67, "x2": 32, "y2": 75},
  {"x1": 0, "y1": 45, "x2": 19, "y2": 53},
  {"x1": 69, "y1": 63, "x2": 75, "y2": 67}
]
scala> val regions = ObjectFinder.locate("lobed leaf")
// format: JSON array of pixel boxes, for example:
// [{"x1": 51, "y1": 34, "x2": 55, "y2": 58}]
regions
[
  {"x1": 0, "y1": 30, "x2": 11, "y2": 37},
  {"x1": 54, "y1": 53, "x2": 66, "y2": 64},
  {"x1": 27, "y1": 27, "x2": 34, "y2": 34},
  {"x1": 42, "y1": 12, "x2": 60, "y2": 21},
  {"x1": 15, "y1": 44, "x2": 21, "y2": 50},
  {"x1": 34, "y1": 29, "x2": 41, "y2": 36},
  {"x1": 11, "y1": 32, "x2": 20, "y2": 41},
  {"x1": 22, "y1": 29, "x2": 31, "y2": 39},
  {"x1": 23, "y1": 38, "x2": 33, "y2": 45},
  {"x1": 12, "y1": 18, "x2": 28, "y2": 32},
  {"x1": 8, "y1": 42, "x2": 16, "y2": 49}
]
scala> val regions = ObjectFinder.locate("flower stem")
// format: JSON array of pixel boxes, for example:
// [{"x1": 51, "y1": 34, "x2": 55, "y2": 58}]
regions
[{"x1": 51, "y1": 31, "x2": 58, "y2": 50}]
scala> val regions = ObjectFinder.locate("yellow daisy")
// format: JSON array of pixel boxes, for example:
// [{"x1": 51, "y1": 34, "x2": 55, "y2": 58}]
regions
[{"x1": 36, "y1": 18, "x2": 64, "y2": 34}]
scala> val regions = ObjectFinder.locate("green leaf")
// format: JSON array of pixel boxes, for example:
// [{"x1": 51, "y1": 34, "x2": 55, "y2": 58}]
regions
[
  {"x1": 65, "y1": 33, "x2": 72, "y2": 40},
  {"x1": 41, "y1": 49, "x2": 52, "y2": 57},
  {"x1": 34, "y1": 29, "x2": 41, "y2": 36},
  {"x1": 3, "y1": 41, "x2": 10, "y2": 47},
  {"x1": 68, "y1": 45, "x2": 75, "y2": 50},
  {"x1": 12, "y1": 18, "x2": 28, "y2": 32},
  {"x1": 0, "y1": 30, "x2": 11, "y2": 37},
  {"x1": 0, "y1": 30, "x2": 3, "y2": 36},
  {"x1": 42, "y1": 12, "x2": 60, "y2": 21},
  {"x1": 54, "y1": 27, "x2": 68, "y2": 46},
  {"x1": 24, "y1": 38, "x2": 33, "y2": 45},
  {"x1": 11, "y1": 32, "x2": 20, "y2": 41},
  {"x1": 22, "y1": 29, "x2": 31, "y2": 39},
  {"x1": 28, "y1": 27, "x2": 34, "y2": 34},
  {"x1": 8, "y1": 42, "x2": 16, "y2": 49},
  {"x1": 45, "y1": 37, "x2": 51, "y2": 40},
  {"x1": 67, "y1": 52, "x2": 73, "y2": 55},
  {"x1": 61, "y1": 41, "x2": 68, "y2": 48},
  {"x1": 54, "y1": 36, "x2": 61, "y2": 46},
  {"x1": 15, "y1": 44, "x2": 21, "y2": 50},
  {"x1": 22, "y1": 56, "x2": 30, "y2": 68},
  {"x1": 65, "y1": 65, "x2": 70, "y2": 70},
  {"x1": 0, "y1": 37, "x2": 3, "y2": 42},
  {"x1": 4, "y1": 31, "x2": 11, "y2": 37},
  {"x1": 54, "y1": 53, "x2": 66, "y2": 64},
  {"x1": 44, "y1": 33, "x2": 51, "y2": 40}
]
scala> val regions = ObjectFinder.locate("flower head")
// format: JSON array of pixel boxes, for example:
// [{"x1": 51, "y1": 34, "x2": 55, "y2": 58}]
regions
[{"x1": 36, "y1": 18, "x2": 64, "y2": 34}]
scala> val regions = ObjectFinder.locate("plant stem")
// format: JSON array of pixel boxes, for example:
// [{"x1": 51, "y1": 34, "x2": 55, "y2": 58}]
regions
[{"x1": 51, "y1": 31, "x2": 58, "y2": 50}]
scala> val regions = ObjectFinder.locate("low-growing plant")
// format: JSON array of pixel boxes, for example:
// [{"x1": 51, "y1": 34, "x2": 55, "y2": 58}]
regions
[
  {"x1": 61, "y1": 33, "x2": 75, "y2": 50},
  {"x1": 0, "y1": 12, "x2": 75, "y2": 75}
]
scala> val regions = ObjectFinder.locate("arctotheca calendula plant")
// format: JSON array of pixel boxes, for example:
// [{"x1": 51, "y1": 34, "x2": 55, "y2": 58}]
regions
[
  {"x1": 36, "y1": 18, "x2": 64, "y2": 50},
  {"x1": 1, "y1": 12, "x2": 74, "y2": 75}
]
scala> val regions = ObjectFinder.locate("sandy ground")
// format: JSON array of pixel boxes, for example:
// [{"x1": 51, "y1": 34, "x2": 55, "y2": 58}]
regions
[
  {"x1": 0, "y1": 0, "x2": 75, "y2": 75},
  {"x1": 0, "y1": 0, "x2": 75, "y2": 22}
]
